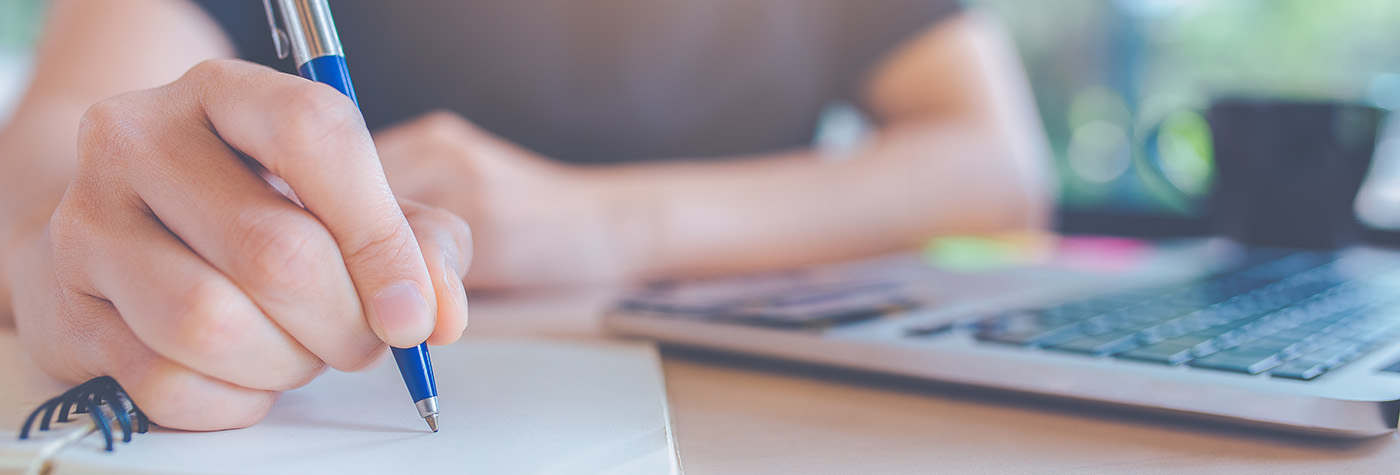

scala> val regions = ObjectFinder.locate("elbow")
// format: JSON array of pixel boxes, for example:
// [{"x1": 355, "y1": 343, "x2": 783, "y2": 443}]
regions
[
  {"x1": 927, "y1": 124, "x2": 1058, "y2": 237},
  {"x1": 989, "y1": 142, "x2": 1056, "y2": 234},
  {"x1": 958, "y1": 177, "x2": 1053, "y2": 238}
]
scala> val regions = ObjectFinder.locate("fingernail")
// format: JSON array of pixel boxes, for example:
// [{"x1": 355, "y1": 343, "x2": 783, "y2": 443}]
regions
[{"x1": 372, "y1": 281, "x2": 431, "y2": 347}]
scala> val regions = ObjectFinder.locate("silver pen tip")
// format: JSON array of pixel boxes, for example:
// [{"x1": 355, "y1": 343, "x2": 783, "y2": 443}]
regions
[{"x1": 425, "y1": 413, "x2": 439, "y2": 433}]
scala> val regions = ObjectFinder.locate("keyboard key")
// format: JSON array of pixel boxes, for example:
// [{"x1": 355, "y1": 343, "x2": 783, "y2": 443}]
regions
[
  {"x1": 1298, "y1": 342, "x2": 1364, "y2": 368},
  {"x1": 963, "y1": 250, "x2": 1400, "y2": 380},
  {"x1": 973, "y1": 310, "x2": 1084, "y2": 346},
  {"x1": 1338, "y1": 316, "x2": 1400, "y2": 345},
  {"x1": 1270, "y1": 360, "x2": 1329, "y2": 380},
  {"x1": 1238, "y1": 336, "x2": 1313, "y2": 360},
  {"x1": 1175, "y1": 310, "x2": 1231, "y2": 331},
  {"x1": 1037, "y1": 305, "x2": 1105, "y2": 326},
  {"x1": 620, "y1": 299, "x2": 732, "y2": 316},
  {"x1": 1081, "y1": 294, "x2": 1149, "y2": 312},
  {"x1": 1116, "y1": 341, "x2": 1196, "y2": 365},
  {"x1": 764, "y1": 281, "x2": 897, "y2": 307},
  {"x1": 1183, "y1": 331, "x2": 1229, "y2": 356},
  {"x1": 732, "y1": 303, "x2": 907, "y2": 329},
  {"x1": 1048, "y1": 329, "x2": 1142, "y2": 356},
  {"x1": 905, "y1": 322, "x2": 954, "y2": 337},
  {"x1": 1190, "y1": 348, "x2": 1283, "y2": 374},
  {"x1": 1267, "y1": 328, "x2": 1321, "y2": 345},
  {"x1": 1293, "y1": 319, "x2": 1342, "y2": 335},
  {"x1": 1137, "y1": 318, "x2": 1193, "y2": 343},
  {"x1": 1118, "y1": 331, "x2": 1222, "y2": 364}
]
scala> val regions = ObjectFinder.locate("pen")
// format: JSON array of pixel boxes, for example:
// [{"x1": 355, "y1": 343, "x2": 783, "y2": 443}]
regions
[{"x1": 263, "y1": 0, "x2": 441, "y2": 433}]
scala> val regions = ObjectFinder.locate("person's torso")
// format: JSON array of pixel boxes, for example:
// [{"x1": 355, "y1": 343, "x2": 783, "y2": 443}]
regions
[{"x1": 199, "y1": 0, "x2": 960, "y2": 164}]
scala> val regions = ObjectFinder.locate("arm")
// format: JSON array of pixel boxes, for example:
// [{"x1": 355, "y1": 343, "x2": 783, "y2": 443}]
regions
[
  {"x1": 602, "y1": 12, "x2": 1054, "y2": 277},
  {"x1": 377, "y1": 11, "x2": 1053, "y2": 287},
  {"x1": 0, "y1": 0, "x2": 229, "y2": 325}
]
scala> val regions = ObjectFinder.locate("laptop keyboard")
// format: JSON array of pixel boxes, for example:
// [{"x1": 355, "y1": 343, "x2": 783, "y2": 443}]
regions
[
  {"x1": 968, "y1": 252, "x2": 1400, "y2": 380},
  {"x1": 621, "y1": 249, "x2": 1400, "y2": 383}
]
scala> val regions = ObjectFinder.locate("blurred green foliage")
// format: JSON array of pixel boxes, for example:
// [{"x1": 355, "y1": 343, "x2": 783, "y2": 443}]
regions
[
  {"x1": 970, "y1": 0, "x2": 1400, "y2": 214},
  {"x1": 1151, "y1": 1, "x2": 1400, "y2": 100},
  {"x1": 0, "y1": 0, "x2": 44, "y2": 49}
]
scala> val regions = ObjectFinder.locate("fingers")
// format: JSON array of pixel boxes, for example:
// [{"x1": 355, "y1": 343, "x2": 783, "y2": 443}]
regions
[
  {"x1": 399, "y1": 200, "x2": 472, "y2": 345},
  {"x1": 12, "y1": 57, "x2": 472, "y2": 432},
  {"x1": 176, "y1": 59, "x2": 436, "y2": 348},
  {"x1": 53, "y1": 182, "x2": 324, "y2": 391},
  {"x1": 120, "y1": 119, "x2": 382, "y2": 371},
  {"x1": 109, "y1": 344, "x2": 280, "y2": 431},
  {"x1": 87, "y1": 213, "x2": 324, "y2": 392},
  {"x1": 22, "y1": 290, "x2": 277, "y2": 431}
]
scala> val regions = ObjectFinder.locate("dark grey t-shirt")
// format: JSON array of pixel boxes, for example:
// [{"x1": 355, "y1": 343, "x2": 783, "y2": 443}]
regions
[{"x1": 195, "y1": 1, "x2": 962, "y2": 164}]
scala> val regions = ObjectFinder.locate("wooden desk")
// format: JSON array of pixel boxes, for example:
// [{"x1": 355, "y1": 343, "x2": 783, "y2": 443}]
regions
[{"x1": 466, "y1": 288, "x2": 1400, "y2": 474}]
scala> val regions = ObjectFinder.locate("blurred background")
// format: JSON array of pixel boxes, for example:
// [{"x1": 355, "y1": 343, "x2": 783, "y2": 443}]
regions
[
  {"x1": 3, "y1": 0, "x2": 1400, "y2": 234},
  {"x1": 971, "y1": 0, "x2": 1400, "y2": 235},
  {"x1": 0, "y1": 0, "x2": 41, "y2": 125}
]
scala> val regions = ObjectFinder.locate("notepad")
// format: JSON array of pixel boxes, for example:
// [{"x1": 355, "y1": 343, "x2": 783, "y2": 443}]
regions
[{"x1": 0, "y1": 334, "x2": 679, "y2": 475}]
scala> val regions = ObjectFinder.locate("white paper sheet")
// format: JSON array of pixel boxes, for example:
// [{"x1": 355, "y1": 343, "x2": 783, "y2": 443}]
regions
[{"x1": 1, "y1": 336, "x2": 678, "y2": 475}]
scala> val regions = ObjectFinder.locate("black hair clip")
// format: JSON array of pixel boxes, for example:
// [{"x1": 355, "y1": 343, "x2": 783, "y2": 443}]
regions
[{"x1": 18, "y1": 376, "x2": 150, "y2": 452}]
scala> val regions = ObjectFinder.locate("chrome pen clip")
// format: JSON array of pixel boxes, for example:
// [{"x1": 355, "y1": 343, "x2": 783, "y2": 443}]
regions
[
  {"x1": 259, "y1": 0, "x2": 344, "y2": 67},
  {"x1": 262, "y1": 0, "x2": 290, "y2": 60}
]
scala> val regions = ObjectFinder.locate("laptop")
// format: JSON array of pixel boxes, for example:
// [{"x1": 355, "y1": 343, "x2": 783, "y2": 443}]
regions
[{"x1": 602, "y1": 238, "x2": 1400, "y2": 437}]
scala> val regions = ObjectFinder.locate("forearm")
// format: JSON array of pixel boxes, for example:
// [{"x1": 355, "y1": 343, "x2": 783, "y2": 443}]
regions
[
  {"x1": 591, "y1": 12, "x2": 1052, "y2": 279},
  {"x1": 0, "y1": 98, "x2": 88, "y2": 327},
  {"x1": 595, "y1": 118, "x2": 1052, "y2": 279},
  {"x1": 0, "y1": 99, "x2": 86, "y2": 229},
  {"x1": 0, "y1": 0, "x2": 234, "y2": 327}
]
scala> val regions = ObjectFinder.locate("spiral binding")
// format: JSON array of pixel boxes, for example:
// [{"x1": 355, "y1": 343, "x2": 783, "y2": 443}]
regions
[{"x1": 18, "y1": 376, "x2": 149, "y2": 452}]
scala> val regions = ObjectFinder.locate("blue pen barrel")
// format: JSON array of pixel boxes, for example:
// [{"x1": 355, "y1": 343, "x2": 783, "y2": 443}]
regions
[
  {"x1": 272, "y1": 0, "x2": 438, "y2": 430},
  {"x1": 392, "y1": 344, "x2": 438, "y2": 403},
  {"x1": 299, "y1": 55, "x2": 360, "y2": 105},
  {"x1": 298, "y1": 53, "x2": 438, "y2": 406}
]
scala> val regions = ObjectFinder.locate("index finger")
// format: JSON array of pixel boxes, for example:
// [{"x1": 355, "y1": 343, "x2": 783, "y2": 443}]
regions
[{"x1": 175, "y1": 59, "x2": 436, "y2": 348}]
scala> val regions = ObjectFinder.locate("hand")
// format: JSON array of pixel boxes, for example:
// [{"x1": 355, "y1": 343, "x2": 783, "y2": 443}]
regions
[
  {"x1": 376, "y1": 112, "x2": 638, "y2": 289},
  {"x1": 2, "y1": 60, "x2": 470, "y2": 431}
]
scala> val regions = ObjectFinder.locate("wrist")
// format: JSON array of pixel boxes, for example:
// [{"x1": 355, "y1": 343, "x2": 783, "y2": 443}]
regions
[
  {"x1": 580, "y1": 169, "x2": 665, "y2": 282},
  {"x1": 0, "y1": 201, "x2": 59, "y2": 327}
]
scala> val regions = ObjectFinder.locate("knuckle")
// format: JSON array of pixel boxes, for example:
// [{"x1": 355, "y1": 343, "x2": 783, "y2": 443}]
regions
[
  {"x1": 422, "y1": 206, "x2": 467, "y2": 230},
  {"x1": 46, "y1": 194, "x2": 115, "y2": 281},
  {"x1": 417, "y1": 110, "x2": 472, "y2": 138},
  {"x1": 171, "y1": 279, "x2": 253, "y2": 361},
  {"x1": 46, "y1": 200, "x2": 87, "y2": 248},
  {"x1": 238, "y1": 210, "x2": 334, "y2": 292},
  {"x1": 76, "y1": 95, "x2": 153, "y2": 171},
  {"x1": 425, "y1": 114, "x2": 484, "y2": 156},
  {"x1": 342, "y1": 225, "x2": 419, "y2": 270},
  {"x1": 182, "y1": 58, "x2": 243, "y2": 85},
  {"x1": 272, "y1": 83, "x2": 364, "y2": 157},
  {"x1": 423, "y1": 207, "x2": 473, "y2": 267},
  {"x1": 443, "y1": 210, "x2": 473, "y2": 250},
  {"x1": 45, "y1": 210, "x2": 89, "y2": 279}
]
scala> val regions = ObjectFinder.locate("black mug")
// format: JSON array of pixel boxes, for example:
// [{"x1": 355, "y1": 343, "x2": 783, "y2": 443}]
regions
[{"x1": 1202, "y1": 100, "x2": 1385, "y2": 249}]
